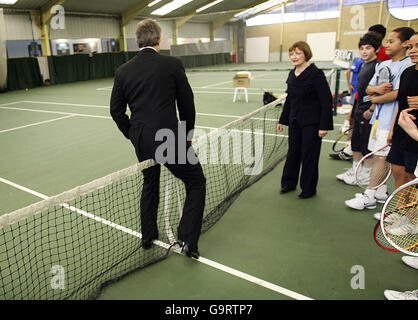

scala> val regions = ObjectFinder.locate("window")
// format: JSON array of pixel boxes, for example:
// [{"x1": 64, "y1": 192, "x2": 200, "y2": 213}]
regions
[
  {"x1": 387, "y1": 0, "x2": 418, "y2": 20},
  {"x1": 246, "y1": 0, "x2": 341, "y2": 27}
]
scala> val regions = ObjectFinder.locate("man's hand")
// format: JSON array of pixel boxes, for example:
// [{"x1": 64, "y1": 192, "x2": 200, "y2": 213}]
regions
[{"x1": 277, "y1": 123, "x2": 284, "y2": 132}]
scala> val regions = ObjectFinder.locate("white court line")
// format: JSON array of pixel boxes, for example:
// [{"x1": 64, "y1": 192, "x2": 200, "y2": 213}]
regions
[
  {"x1": 22, "y1": 100, "x2": 109, "y2": 109},
  {"x1": 201, "y1": 73, "x2": 270, "y2": 89},
  {"x1": 20, "y1": 100, "x2": 276, "y2": 121},
  {"x1": 194, "y1": 91, "x2": 262, "y2": 95},
  {"x1": 19, "y1": 100, "x2": 345, "y2": 127},
  {"x1": 0, "y1": 106, "x2": 112, "y2": 120},
  {"x1": 0, "y1": 101, "x2": 23, "y2": 106},
  {"x1": 0, "y1": 115, "x2": 75, "y2": 134},
  {"x1": 1, "y1": 105, "x2": 344, "y2": 143},
  {"x1": 0, "y1": 176, "x2": 313, "y2": 300}
]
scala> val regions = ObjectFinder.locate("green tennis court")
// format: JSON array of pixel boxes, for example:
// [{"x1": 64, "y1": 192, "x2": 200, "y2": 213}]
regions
[{"x1": 1, "y1": 62, "x2": 416, "y2": 300}]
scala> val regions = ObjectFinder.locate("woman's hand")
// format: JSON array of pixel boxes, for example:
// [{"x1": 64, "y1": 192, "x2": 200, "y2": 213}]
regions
[
  {"x1": 318, "y1": 130, "x2": 328, "y2": 138},
  {"x1": 407, "y1": 96, "x2": 418, "y2": 109}
]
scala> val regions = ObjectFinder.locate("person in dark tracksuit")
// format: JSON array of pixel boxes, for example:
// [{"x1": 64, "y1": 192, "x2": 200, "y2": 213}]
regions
[
  {"x1": 110, "y1": 19, "x2": 205, "y2": 259},
  {"x1": 277, "y1": 41, "x2": 334, "y2": 198}
]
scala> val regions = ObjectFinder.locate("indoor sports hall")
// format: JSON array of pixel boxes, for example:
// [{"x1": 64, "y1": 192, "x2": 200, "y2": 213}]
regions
[{"x1": 0, "y1": 0, "x2": 417, "y2": 301}]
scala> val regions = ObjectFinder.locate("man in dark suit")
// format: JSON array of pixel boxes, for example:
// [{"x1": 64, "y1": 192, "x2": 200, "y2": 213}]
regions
[{"x1": 110, "y1": 19, "x2": 206, "y2": 259}]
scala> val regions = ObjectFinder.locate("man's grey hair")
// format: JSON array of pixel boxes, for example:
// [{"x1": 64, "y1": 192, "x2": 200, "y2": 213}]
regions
[{"x1": 136, "y1": 19, "x2": 161, "y2": 48}]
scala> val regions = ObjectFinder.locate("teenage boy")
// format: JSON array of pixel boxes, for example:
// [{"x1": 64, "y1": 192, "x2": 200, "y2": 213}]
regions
[
  {"x1": 337, "y1": 32, "x2": 382, "y2": 187},
  {"x1": 345, "y1": 27, "x2": 415, "y2": 210}
]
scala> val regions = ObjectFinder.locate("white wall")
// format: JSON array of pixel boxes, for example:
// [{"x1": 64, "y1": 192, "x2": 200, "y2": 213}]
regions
[
  {"x1": 306, "y1": 32, "x2": 336, "y2": 61},
  {"x1": 245, "y1": 37, "x2": 269, "y2": 62},
  {"x1": 4, "y1": 12, "x2": 41, "y2": 40},
  {"x1": 50, "y1": 14, "x2": 120, "y2": 39}
]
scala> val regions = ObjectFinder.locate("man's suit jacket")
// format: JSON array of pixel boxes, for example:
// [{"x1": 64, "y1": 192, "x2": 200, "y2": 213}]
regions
[
  {"x1": 279, "y1": 63, "x2": 334, "y2": 131},
  {"x1": 110, "y1": 48, "x2": 196, "y2": 161}
]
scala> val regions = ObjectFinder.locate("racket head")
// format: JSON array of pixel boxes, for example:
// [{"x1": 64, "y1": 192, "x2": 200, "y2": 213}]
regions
[
  {"x1": 377, "y1": 66, "x2": 392, "y2": 84},
  {"x1": 380, "y1": 179, "x2": 418, "y2": 256},
  {"x1": 374, "y1": 221, "x2": 400, "y2": 253},
  {"x1": 332, "y1": 127, "x2": 352, "y2": 152},
  {"x1": 355, "y1": 145, "x2": 392, "y2": 189}
]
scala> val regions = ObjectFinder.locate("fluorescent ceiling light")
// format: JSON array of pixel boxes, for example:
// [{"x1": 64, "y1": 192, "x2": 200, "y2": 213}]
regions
[
  {"x1": 151, "y1": 0, "x2": 194, "y2": 16},
  {"x1": 196, "y1": 0, "x2": 223, "y2": 13},
  {"x1": 235, "y1": 0, "x2": 286, "y2": 18},
  {"x1": 0, "y1": 0, "x2": 18, "y2": 4},
  {"x1": 148, "y1": 0, "x2": 162, "y2": 7},
  {"x1": 234, "y1": 8, "x2": 253, "y2": 18}
]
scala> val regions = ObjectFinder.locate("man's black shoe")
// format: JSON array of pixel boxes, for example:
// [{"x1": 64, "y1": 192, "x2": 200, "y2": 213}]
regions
[
  {"x1": 280, "y1": 187, "x2": 295, "y2": 194},
  {"x1": 142, "y1": 239, "x2": 154, "y2": 250},
  {"x1": 181, "y1": 243, "x2": 200, "y2": 259}
]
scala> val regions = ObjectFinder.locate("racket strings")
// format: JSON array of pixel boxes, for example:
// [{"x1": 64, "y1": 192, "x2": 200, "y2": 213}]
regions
[{"x1": 382, "y1": 184, "x2": 418, "y2": 254}]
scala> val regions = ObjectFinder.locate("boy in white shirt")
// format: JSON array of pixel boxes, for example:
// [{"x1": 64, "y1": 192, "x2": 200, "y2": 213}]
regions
[{"x1": 345, "y1": 27, "x2": 415, "y2": 210}]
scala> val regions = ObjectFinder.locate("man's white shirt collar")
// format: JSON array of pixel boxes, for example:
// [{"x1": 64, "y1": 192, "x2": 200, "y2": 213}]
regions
[{"x1": 140, "y1": 46, "x2": 158, "y2": 52}]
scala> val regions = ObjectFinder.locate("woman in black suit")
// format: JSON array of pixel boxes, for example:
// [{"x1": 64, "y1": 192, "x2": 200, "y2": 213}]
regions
[{"x1": 277, "y1": 41, "x2": 334, "y2": 198}]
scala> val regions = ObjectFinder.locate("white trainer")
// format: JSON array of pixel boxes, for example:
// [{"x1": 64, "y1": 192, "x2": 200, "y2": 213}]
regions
[
  {"x1": 375, "y1": 185, "x2": 389, "y2": 203},
  {"x1": 355, "y1": 192, "x2": 388, "y2": 204},
  {"x1": 337, "y1": 167, "x2": 354, "y2": 182},
  {"x1": 345, "y1": 193, "x2": 377, "y2": 210},
  {"x1": 374, "y1": 212, "x2": 403, "y2": 224},
  {"x1": 402, "y1": 256, "x2": 418, "y2": 270},
  {"x1": 346, "y1": 172, "x2": 370, "y2": 186},
  {"x1": 384, "y1": 289, "x2": 418, "y2": 300},
  {"x1": 343, "y1": 172, "x2": 358, "y2": 185},
  {"x1": 386, "y1": 217, "x2": 418, "y2": 236}
]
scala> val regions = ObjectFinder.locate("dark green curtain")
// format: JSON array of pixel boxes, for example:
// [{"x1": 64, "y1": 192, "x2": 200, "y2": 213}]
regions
[
  {"x1": 89, "y1": 52, "x2": 126, "y2": 79},
  {"x1": 7, "y1": 57, "x2": 43, "y2": 91},
  {"x1": 49, "y1": 52, "x2": 129, "y2": 84},
  {"x1": 178, "y1": 53, "x2": 231, "y2": 68},
  {"x1": 51, "y1": 54, "x2": 90, "y2": 84},
  {"x1": 6, "y1": 51, "x2": 229, "y2": 90}
]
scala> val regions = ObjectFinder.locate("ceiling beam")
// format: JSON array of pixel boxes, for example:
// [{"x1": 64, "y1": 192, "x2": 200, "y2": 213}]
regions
[
  {"x1": 174, "y1": 0, "x2": 218, "y2": 28},
  {"x1": 121, "y1": 0, "x2": 155, "y2": 26},
  {"x1": 211, "y1": 0, "x2": 274, "y2": 31},
  {"x1": 246, "y1": 1, "x2": 292, "y2": 20}
]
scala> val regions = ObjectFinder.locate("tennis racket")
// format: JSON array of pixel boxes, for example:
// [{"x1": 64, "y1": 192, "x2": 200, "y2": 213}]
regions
[
  {"x1": 371, "y1": 66, "x2": 393, "y2": 139},
  {"x1": 374, "y1": 221, "x2": 399, "y2": 253},
  {"x1": 380, "y1": 179, "x2": 418, "y2": 256},
  {"x1": 355, "y1": 144, "x2": 392, "y2": 189},
  {"x1": 332, "y1": 127, "x2": 353, "y2": 152}
]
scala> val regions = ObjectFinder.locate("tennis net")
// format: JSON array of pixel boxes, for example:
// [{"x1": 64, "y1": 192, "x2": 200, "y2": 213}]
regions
[{"x1": 0, "y1": 96, "x2": 287, "y2": 300}]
